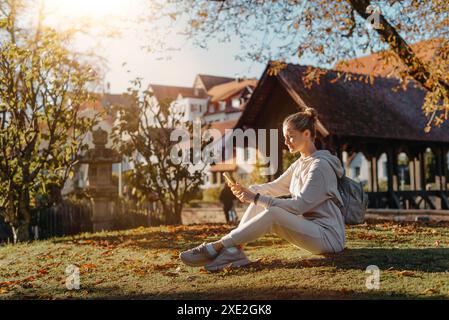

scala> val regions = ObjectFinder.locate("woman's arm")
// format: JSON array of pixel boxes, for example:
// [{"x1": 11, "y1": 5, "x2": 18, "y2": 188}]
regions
[
  {"x1": 255, "y1": 162, "x2": 329, "y2": 215},
  {"x1": 247, "y1": 159, "x2": 298, "y2": 197}
]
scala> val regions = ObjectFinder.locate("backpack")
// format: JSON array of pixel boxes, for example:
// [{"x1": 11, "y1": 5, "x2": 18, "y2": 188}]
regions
[{"x1": 323, "y1": 162, "x2": 369, "y2": 225}]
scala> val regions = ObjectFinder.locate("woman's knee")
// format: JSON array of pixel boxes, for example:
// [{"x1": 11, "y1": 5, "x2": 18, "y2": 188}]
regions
[
  {"x1": 264, "y1": 206, "x2": 288, "y2": 220},
  {"x1": 238, "y1": 203, "x2": 266, "y2": 226}
]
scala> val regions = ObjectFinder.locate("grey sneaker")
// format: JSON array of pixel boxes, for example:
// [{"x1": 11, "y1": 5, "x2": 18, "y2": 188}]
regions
[
  {"x1": 179, "y1": 242, "x2": 217, "y2": 267},
  {"x1": 204, "y1": 248, "x2": 251, "y2": 271}
]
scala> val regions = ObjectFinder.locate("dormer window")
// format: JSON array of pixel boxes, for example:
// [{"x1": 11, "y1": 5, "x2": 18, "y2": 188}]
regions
[{"x1": 219, "y1": 101, "x2": 226, "y2": 111}]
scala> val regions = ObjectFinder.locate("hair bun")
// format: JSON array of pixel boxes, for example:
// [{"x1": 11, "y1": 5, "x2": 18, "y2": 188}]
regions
[{"x1": 304, "y1": 107, "x2": 317, "y2": 122}]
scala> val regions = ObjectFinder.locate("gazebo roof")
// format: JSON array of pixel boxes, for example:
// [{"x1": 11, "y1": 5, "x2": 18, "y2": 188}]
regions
[{"x1": 236, "y1": 63, "x2": 449, "y2": 144}]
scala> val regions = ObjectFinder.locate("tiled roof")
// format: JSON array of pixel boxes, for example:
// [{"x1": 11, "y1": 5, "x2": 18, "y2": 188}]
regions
[
  {"x1": 237, "y1": 63, "x2": 449, "y2": 143},
  {"x1": 149, "y1": 85, "x2": 206, "y2": 103},
  {"x1": 207, "y1": 79, "x2": 258, "y2": 102},
  {"x1": 196, "y1": 74, "x2": 235, "y2": 91}
]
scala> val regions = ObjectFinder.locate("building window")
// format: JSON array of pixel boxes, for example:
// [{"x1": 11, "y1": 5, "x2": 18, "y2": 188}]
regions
[
  {"x1": 219, "y1": 101, "x2": 226, "y2": 111},
  {"x1": 355, "y1": 167, "x2": 360, "y2": 177},
  {"x1": 209, "y1": 105, "x2": 214, "y2": 113},
  {"x1": 191, "y1": 104, "x2": 199, "y2": 113}
]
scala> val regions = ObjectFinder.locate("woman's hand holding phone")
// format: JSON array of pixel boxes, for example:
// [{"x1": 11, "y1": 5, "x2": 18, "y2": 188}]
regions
[
  {"x1": 231, "y1": 183, "x2": 256, "y2": 204},
  {"x1": 222, "y1": 173, "x2": 256, "y2": 203}
]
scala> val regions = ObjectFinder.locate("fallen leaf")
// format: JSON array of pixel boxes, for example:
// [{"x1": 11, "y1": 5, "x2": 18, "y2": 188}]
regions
[
  {"x1": 162, "y1": 272, "x2": 179, "y2": 277},
  {"x1": 421, "y1": 288, "x2": 439, "y2": 295},
  {"x1": 101, "y1": 250, "x2": 113, "y2": 256},
  {"x1": 37, "y1": 269, "x2": 48, "y2": 276},
  {"x1": 80, "y1": 263, "x2": 97, "y2": 271},
  {"x1": 396, "y1": 270, "x2": 416, "y2": 277},
  {"x1": 356, "y1": 232, "x2": 376, "y2": 240}
]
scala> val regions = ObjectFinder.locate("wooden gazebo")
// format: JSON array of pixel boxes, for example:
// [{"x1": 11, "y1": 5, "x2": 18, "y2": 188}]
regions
[{"x1": 235, "y1": 63, "x2": 449, "y2": 210}]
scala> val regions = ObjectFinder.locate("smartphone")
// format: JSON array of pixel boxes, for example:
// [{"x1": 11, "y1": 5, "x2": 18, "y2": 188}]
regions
[{"x1": 223, "y1": 172, "x2": 236, "y2": 185}]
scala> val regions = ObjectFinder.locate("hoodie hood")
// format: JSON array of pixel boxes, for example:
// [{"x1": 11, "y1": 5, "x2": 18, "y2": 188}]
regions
[{"x1": 300, "y1": 150, "x2": 345, "y2": 179}]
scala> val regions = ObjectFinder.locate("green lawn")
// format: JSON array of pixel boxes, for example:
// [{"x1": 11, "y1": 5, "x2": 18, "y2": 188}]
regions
[{"x1": 1, "y1": 219, "x2": 449, "y2": 300}]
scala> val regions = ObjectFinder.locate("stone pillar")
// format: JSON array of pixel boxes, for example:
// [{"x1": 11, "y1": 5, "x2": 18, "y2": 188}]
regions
[{"x1": 80, "y1": 128, "x2": 121, "y2": 232}]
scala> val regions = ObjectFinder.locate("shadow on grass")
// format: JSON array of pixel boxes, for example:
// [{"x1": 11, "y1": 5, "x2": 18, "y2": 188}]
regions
[
  {"x1": 4, "y1": 284, "x2": 447, "y2": 300},
  {"x1": 242, "y1": 247, "x2": 449, "y2": 273}
]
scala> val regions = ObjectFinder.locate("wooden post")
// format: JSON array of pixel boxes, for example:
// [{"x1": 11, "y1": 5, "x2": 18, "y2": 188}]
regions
[
  {"x1": 392, "y1": 149, "x2": 399, "y2": 191},
  {"x1": 408, "y1": 157, "x2": 416, "y2": 190},
  {"x1": 419, "y1": 151, "x2": 426, "y2": 190},
  {"x1": 371, "y1": 155, "x2": 378, "y2": 192},
  {"x1": 442, "y1": 146, "x2": 448, "y2": 191},
  {"x1": 387, "y1": 146, "x2": 399, "y2": 192},
  {"x1": 386, "y1": 146, "x2": 401, "y2": 208},
  {"x1": 413, "y1": 154, "x2": 422, "y2": 190},
  {"x1": 435, "y1": 147, "x2": 443, "y2": 190}
]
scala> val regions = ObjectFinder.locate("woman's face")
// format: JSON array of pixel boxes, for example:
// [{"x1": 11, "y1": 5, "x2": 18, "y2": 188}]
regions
[{"x1": 283, "y1": 124, "x2": 310, "y2": 154}]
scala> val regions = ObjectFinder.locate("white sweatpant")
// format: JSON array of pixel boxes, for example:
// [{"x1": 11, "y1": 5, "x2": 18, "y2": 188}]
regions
[{"x1": 220, "y1": 203, "x2": 341, "y2": 254}]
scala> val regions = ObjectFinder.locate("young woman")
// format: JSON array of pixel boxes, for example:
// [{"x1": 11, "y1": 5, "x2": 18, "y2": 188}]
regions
[{"x1": 180, "y1": 107, "x2": 346, "y2": 271}]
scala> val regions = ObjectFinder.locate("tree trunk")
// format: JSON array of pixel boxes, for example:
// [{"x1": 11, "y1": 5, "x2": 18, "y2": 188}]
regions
[
  {"x1": 11, "y1": 223, "x2": 30, "y2": 243},
  {"x1": 166, "y1": 207, "x2": 183, "y2": 225}
]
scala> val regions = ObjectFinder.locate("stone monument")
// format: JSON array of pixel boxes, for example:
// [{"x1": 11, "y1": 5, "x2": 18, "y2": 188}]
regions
[{"x1": 80, "y1": 128, "x2": 121, "y2": 232}]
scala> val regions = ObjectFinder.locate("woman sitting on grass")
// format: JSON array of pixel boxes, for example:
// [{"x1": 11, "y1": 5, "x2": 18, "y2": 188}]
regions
[{"x1": 179, "y1": 107, "x2": 346, "y2": 271}]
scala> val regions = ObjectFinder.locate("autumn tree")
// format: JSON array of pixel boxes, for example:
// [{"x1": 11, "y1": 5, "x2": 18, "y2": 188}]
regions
[
  {"x1": 142, "y1": 0, "x2": 449, "y2": 131},
  {"x1": 0, "y1": 0, "x2": 99, "y2": 242},
  {"x1": 111, "y1": 83, "x2": 209, "y2": 225}
]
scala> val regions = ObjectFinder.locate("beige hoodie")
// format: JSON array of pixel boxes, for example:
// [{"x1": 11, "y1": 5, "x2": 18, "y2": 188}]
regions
[{"x1": 248, "y1": 150, "x2": 346, "y2": 251}]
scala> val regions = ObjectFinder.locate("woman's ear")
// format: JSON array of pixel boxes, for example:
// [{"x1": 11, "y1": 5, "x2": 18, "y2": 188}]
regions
[{"x1": 302, "y1": 129, "x2": 311, "y2": 138}]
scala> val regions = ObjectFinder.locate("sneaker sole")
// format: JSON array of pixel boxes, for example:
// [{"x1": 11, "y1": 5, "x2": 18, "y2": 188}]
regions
[
  {"x1": 205, "y1": 258, "x2": 251, "y2": 272},
  {"x1": 179, "y1": 252, "x2": 214, "y2": 267}
]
